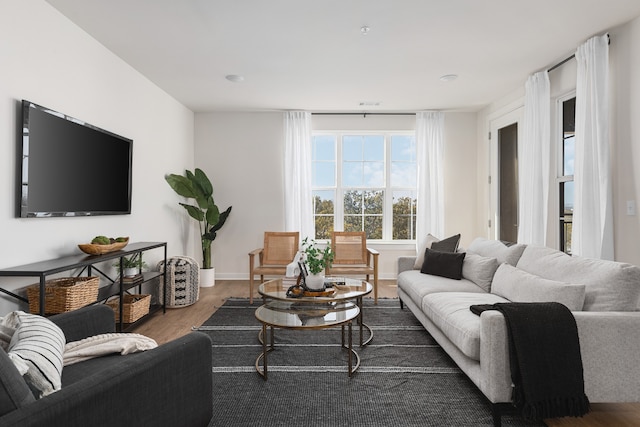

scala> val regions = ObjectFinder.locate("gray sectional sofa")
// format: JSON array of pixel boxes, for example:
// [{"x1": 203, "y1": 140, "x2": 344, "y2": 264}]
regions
[
  {"x1": 0, "y1": 305, "x2": 213, "y2": 427},
  {"x1": 398, "y1": 237, "x2": 640, "y2": 425}
]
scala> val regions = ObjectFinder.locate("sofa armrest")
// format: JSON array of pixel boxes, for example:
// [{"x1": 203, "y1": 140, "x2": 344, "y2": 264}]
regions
[
  {"x1": 0, "y1": 332, "x2": 213, "y2": 427},
  {"x1": 573, "y1": 311, "x2": 640, "y2": 402},
  {"x1": 479, "y1": 310, "x2": 640, "y2": 404},
  {"x1": 397, "y1": 256, "x2": 416, "y2": 275},
  {"x1": 50, "y1": 305, "x2": 115, "y2": 343}
]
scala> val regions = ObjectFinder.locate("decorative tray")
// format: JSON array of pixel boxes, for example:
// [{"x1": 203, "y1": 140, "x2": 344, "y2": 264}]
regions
[
  {"x1": 78, "y1": 238, "x2": 129, "y2": 255},
  {"x1": 287, "y1": 287, "x2": 337, "y2": 298}
]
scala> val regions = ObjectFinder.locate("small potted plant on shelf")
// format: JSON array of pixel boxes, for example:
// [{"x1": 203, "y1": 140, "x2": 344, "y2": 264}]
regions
[
  {"x1": 301, "y1": 237, "x2": 334, "y2": 291},
  {"x1": 114, "y1": 256, "x2": 147, "y2": 278}
]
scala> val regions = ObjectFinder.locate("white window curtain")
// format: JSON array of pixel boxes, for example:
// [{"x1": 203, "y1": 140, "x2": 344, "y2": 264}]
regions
[
  {"x1": 283, "y1": 111, "x2": 314, "y2": 240},
  {"x1": 415, "y1": 111, "x2": 444, "y2": 250},
  {"x1": 573, "y1": 34, "x2": 613, "y2": 260},
  {"x1": 517, "y1": 71, "x2": 551, "y2": 246}
]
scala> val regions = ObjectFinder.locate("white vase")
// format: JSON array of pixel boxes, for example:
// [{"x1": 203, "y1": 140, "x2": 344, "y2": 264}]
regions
[
  {"x1": 123, "y1": 267, "x2": 138, "y2": 278},
  {"x1": 200, "y1": 267, "x2": 215, "y2": 287},
  {"x1": 305, "y1": 272, "x2": 325, "y2": 291}
]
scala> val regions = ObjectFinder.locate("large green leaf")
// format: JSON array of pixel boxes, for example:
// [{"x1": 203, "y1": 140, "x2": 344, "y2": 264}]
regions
[
  {"x1": 179, "y1": 203, "x2": 204, "y2": 221},
  {"x1": 165, "y1": 174, "x2": 196, "y2": 199},
  {"x1": 209, "y1": 206, "x2": 232, "y2": 233},
  {"x1": 205, "y1": 202, "x2": 220, "y2": 226},
  {"x1": 194, "y1": 169, "x2": 213, "y2": 195}
]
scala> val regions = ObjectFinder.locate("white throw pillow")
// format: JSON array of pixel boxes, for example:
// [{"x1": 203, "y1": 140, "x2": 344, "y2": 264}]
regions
[
  {"x1": 413, "y1": 234, "x2": 440, "y2": 269},
  {"x1": 491, "y1": 263, "x2": 586, "y2": 311},
  {"x1": 3, "y1": 311, "x2": 65, "y2": 398},
  {"x1": 461, "y1": 253, "x2": 499, "y2": 292},
  {"x1": 467, "y1": 237, "x2": 526, "y2": 266}
]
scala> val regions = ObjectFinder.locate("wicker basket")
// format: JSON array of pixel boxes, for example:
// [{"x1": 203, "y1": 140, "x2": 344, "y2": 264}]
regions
[
  {"x1": 27, "y1": 276, "x2": 100, "y2": 314},
  {"x1": 107, "y1": 294, "x2": 150, "y2": 323}
]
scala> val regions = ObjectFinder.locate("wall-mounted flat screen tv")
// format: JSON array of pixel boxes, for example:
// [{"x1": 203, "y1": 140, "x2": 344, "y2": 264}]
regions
[{"x1": 19, "y1": 100, "x2": 133, "y2": 217}]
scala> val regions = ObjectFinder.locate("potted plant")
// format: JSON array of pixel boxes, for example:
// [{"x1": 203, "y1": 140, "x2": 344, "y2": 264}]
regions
[
  {"x1": 301, "y1": 237, "x2": 334, "y2": 290},
  {"x1": 114, "y1": 256, "x2": 147, "y2": 278},
  {"x1": 165, "y1": 168, "x2": 232, "y2": 287}
]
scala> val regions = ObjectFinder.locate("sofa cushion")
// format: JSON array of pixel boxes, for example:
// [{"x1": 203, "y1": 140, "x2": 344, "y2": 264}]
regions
[
  {"x1": 467, "y1": 237, "x2": 526, "y2": 266},
  {"x1": 422, "y1": 292, "x2": 509, "y2": 360},
  {"x1": 516, "y1": 245, "x2": 640, "y2": 311},
  {"x1": 0, "y1": 348, "x2": 35, "y2": 417},
  {"x1": 491, "y1": 263, "x2": 586, "y2": 311},
  {"x1": 420, "y1": 249, "x2": 465, "y2": 280},
  {"x1": 413, "y1": 233, "x2": 460, "y2": 269},
  {"x1": 3, "y1": 311, "x2": 65, "y2": 398},
  {"x1": 462, "y1": 253, "x2": 499, "y2": 292},
  {"x1": 397, "y1": 270, "x2": 486, "y2": 308}
]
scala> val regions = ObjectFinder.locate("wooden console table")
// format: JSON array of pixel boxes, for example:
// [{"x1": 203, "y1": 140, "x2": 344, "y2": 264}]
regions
[{"x1": 0, "y1": 241, "x2": 167, "y2": 331}]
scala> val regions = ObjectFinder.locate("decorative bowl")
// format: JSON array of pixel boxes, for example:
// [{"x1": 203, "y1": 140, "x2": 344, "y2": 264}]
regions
[{"x1": 78, "y1": 237, "x2": 129, "y2": 255}]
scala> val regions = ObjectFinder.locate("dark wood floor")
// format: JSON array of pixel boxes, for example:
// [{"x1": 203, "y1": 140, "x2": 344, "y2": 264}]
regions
[{"x1": 132, "y1": 280, "x2": 640, "y2": 427}]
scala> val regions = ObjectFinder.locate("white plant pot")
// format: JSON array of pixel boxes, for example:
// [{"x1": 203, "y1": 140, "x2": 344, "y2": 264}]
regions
[
  {"x1": 200, "y1": 267, "x2": 215, "y2": 287},
  {"x1": 123, "y1": 267, "x2": 138, "y2": 278},
  {"x1": 305, "y1": 272, "x2": 325, "y2": 291}
]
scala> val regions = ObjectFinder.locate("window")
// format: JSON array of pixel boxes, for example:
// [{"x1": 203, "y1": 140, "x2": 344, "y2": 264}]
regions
[
  {"x1": 559, "y1": 96, "x2": 575, "y2": 254},
  {"x1": 312, "y1": 132, "x2": 416, "y2": 241}
]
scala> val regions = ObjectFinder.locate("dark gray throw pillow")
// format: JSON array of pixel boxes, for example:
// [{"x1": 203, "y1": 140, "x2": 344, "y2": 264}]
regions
[
  {"x1": 420, "y1": 248, "x2": 466, "y2": 280},
  {"x1": 430, "y1": 233, "x2": 461, "y2": 253}
]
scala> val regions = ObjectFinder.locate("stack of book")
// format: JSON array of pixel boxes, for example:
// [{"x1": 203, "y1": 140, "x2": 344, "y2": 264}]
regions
[{"x1": 121, "y1": 274, "x2": 143, "y2": 285}]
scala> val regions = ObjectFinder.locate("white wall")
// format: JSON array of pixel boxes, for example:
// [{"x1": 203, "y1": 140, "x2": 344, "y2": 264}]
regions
[
  {"x1": 476, "y1": 16, "x2": 640, "y2": 265},
  {"x1": 194, "y1": 112, "x2": 479, "y2": 279},
  {"x1": 0, "y1": 1, "x2": 196, "y2": 313}
]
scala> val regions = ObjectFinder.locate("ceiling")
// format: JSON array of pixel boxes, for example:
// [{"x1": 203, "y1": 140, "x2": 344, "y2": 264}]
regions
[{"x1": 46, "y1": 0, "x2": 640, "y2": 113}]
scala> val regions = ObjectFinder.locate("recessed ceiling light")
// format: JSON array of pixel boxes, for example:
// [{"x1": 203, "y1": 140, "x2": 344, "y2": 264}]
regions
[
  {"x1": 359, "y1": 101, "x2": 380, "y2": 106},
  {"x1": 439, "y1": 74, "x2": 458, "y2": 82},
  {"x1": 360, "y1": 26, "x2": 370, "y2": 35},
  {"x1": 225, "y1": 74, "x2": 244, "y2": 83}
]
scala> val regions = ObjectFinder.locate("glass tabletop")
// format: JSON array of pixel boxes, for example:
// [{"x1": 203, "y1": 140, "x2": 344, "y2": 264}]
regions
[
  {"x1": 255, "y1": 300, "x2": 359, "y2": 329},
  {"x1": 258, "y1": 277, "x2": 372, "y2": 302}
]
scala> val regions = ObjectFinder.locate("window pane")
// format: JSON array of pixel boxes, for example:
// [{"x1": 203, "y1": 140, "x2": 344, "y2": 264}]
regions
[
  {"x1": 343, "y1": 162, "x2": 363, "y2": 186},
  {"x1": 364, "y1": 216, "x2": 383, "y2": 239},
  {"x1": 344, "y1": 215, "x2": 362, "y2": 232},
  {"x1": 391, "y1": 162, "x2": 416, "y2": 187},
  {"x1": 313, "y1": 162, "x2": 335, "y2": 187},
  {"x1": 562, "y1": 181, "x2": 574, "y2": 216},
  {"x1": 393, "y1": 190, "x2": 416, "y2": 240},
  {"x1": 343, "y1": 136, "x2": 362, "y2": 161},
  {"x1": 563, "y1": 135, "x2": 575, "y2": 176},
  {"x1": 313, "y1": 135, "x2": 336, "y2": 161},
  {"x1": 391, "y1": 135, "x2": 416, "y2": 161},
  {"x1": 364, "y1": 190, "x2": 383, "y2": 214},
  {"x1": 363, "y1": 162, "x2": 384, "y2": 187},
  {"x1": 315, "y1": 217, "x2": 334, "y2": 240},
  {"x1": 364, "y1": 135, "x2": 384, "y2": 161},
  {"x1": 343, "y1": 190, "x2": 362, "y2": 215},
  {"x1": 313, "y1": 190, "x2": 334, "y2": 214}
]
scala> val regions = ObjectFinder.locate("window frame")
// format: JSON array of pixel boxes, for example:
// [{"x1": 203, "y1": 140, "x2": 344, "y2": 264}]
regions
[
  {"x1": 311, "y1": 130, "x2": 417, "y2": 243},
  {"x1": 557, "y1": 92, "x2": 576, "y2": 254}
]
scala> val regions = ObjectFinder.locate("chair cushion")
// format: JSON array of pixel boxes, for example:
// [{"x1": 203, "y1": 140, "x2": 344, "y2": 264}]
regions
[
  {"x1": 491, "y1": 263, "x2": 586, "y2": 311},
  {"x1": 422, "y1": 292, "x2": 509, "y2": 360}
]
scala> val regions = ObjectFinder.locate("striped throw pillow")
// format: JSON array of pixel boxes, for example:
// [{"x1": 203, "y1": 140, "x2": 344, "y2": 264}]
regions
[{"x1": 5, "y1": 311, "x2": 65, "y2": 398}]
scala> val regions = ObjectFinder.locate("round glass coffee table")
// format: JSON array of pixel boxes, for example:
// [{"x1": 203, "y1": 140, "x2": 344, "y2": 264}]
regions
[
  {"x1": 254, "y1": 300, "x2": 360, "y2": 380},
  {"x1": 258, "y1": 278, "x2": 373, "y2": 346}
]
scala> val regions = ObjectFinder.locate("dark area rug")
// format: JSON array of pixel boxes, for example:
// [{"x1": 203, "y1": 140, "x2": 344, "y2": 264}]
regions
[{"x1": 198, "y1": 298, "x2": 545, "y2": 426}]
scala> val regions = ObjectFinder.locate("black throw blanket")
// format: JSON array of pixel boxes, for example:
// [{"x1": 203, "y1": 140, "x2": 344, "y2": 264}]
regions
[{"x1": 470, "y1": 302, "x2": 590, "y2": 421}]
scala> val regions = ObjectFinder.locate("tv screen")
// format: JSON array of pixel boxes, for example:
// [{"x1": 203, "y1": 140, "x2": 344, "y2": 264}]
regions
[{"x1": 19, "y1": 100, "x2": 133, "y2": 217}]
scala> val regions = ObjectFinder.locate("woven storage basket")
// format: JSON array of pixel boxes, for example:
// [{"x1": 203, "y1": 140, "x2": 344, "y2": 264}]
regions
[
  {"x1": 27, "y1": 276, "x2": 100, "y2": 314},
  {"x1": 107, "y1": 294, "x2": 150, "y2": 323}
]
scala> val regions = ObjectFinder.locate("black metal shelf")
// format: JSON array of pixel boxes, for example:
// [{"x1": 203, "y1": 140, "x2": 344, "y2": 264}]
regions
[{"x1": 0, "y1": 242, "x2": 167, "y2": 331}]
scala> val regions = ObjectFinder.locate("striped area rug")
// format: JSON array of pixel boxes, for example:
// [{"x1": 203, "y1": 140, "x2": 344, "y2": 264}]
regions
[{"x1": 198, "y1": 298, "x2": 544, "y2": 427}]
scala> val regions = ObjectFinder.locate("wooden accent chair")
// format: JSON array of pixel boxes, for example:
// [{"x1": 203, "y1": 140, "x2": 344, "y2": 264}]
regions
[
  {"x1": 326, "y1": 231, "x2": 379, "y2": 304},
  {"x1": 248, "y1": 232, "x2": 300, "y2": 304}
]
